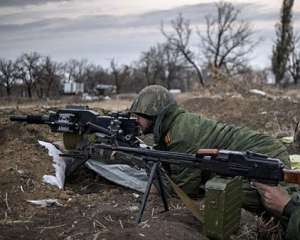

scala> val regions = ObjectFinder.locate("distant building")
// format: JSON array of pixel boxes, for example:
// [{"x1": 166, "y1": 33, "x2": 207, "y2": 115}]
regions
[
  {"x1": 95, "y1": 84, "x2": 116, "y2": 96},
  {"x1": 63, "y1": 82, "x2": 84, "y2": 95}
]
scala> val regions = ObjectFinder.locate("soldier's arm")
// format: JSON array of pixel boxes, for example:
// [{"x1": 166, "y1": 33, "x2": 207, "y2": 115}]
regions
[
  {"x1": 283, "y1": 195, "x2": 300, "y2": 240},
  {"x1": 254, "y1": 182, "x2": 300, "y2": 239},
  {"x1": 253, "y1": 182, "x2": 291, "y2": 217}
]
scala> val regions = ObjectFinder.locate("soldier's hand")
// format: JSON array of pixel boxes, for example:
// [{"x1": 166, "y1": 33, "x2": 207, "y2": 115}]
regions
[{"x1": 253, "y1": 182, "x2": 291, "y2": 217}]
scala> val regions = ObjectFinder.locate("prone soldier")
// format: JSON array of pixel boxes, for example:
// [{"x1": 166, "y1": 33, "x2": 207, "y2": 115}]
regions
[{"x1": 129, "y1": 85, "x2": 292, "y2": 213}]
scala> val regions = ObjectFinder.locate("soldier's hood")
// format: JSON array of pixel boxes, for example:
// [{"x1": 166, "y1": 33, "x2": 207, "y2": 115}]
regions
[{"x1": 153, "y1": 104, "x2": 185, "y2": 144}]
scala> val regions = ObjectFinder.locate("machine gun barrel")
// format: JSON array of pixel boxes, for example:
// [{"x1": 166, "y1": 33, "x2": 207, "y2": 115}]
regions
[{"x1": 10, "y1": 115, "x2": 50, "y2": 124}]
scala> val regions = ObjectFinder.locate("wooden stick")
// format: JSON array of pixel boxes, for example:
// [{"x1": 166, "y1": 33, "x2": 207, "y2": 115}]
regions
[{"x1": 5, "y1": 193, "x2": 11, "y2": 212}]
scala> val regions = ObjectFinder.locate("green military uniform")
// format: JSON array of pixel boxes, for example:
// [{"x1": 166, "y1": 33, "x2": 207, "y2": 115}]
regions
[
  {"x1": 153, "y1": 104, "x2": 290, "y2": 211},
  {"x1": 130, "y1": 85, "x2": 291, "y2": 212},
  {"x1": 281, "y1": 194, "x2": 300, "y2": 240},
  {"x1": 153, "y1": 104, "x2": 290, "y2": 161}
]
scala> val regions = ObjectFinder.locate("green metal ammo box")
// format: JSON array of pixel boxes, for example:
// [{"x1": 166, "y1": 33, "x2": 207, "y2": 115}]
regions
[{"x1": 204, "y1": 176, "x2": 242, "y2": 240}]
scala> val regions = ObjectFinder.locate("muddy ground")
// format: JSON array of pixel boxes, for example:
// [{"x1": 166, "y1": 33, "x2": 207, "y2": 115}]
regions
[{"x1": 0, "y1": 85, "x2": 300, "y2": 240}]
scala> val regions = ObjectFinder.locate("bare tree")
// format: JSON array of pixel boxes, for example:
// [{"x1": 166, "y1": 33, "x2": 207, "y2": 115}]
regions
[
  {"x1": 140, "y1": 47, "x2": 158, "y2": 86},
  {"x1": 91, "y1": 66, "x2": 112, "y2": 87},
  {"x1": 162, "y1": 43, "x2": 187, "y2": 89},
  {"x1": 40, "y1": 56, "x2": 63, "y2": 97},
  {"x1": 64, "y1": 59, "x2": 88, "y2": 83},
  {"x1": 16, "y1": 52, "x2": 42, "y2": 98},
  {"x1": 0, "y1": 58, "x2": 17, "y2": 96},
  {"x1": 161, "y1": 14, "x2": 204, "y2": 86},
  {"x1": 199, "y1": 1, "x2": 257, "y2": 74},
  {"x1": 140, "y1": 44, "x2": 165, "y2": 86},
  {"x1": 83, "y1": 64, "x2": 98, "y2": 91},
  {"x1": 120, "y1": 65, "x2": 132, "y2": 91},
  {"x1": 139, "y1": 42, "x2": 187, "y2": 89}
]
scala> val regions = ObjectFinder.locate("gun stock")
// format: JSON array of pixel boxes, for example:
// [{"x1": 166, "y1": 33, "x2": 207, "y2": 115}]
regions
[{"x1": 283, "y1": 169, "x2": 300, "y2": 184}]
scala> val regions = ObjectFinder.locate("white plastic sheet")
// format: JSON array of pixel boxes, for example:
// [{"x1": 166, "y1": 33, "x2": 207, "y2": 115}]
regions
[
  {"x1": 27, "y1": 199, "x2": 63, "y2": 207},
  {"x1": 85, "y1": 160, "x2": 147, "y2": 193},
  {"x1": 39, "y1": 141, "x2": 66, "y2": 189},
  {"x1": 38, "y1": 141, "x2": 147, "y2": 193}
]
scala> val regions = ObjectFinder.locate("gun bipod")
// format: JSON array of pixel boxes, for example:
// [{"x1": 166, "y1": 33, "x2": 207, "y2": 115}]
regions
[{"x1": 136, "y1": 162, "x2": 169, "y2": 223}]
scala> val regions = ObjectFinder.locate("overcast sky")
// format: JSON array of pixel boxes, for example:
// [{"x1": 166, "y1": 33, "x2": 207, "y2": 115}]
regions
[{"x1": 0, "y1": 0, "x2": 300, "y2": 69}]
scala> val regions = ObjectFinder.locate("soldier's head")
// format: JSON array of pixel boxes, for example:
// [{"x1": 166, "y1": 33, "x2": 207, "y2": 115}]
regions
[{"x1": 130, "y1": 85, "x2": 176, "y2": 134}]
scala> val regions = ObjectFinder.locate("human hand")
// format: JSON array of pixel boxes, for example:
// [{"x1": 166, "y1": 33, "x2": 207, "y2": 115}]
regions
[{"x1": 253, "y1": 182, "x2": 291, "y2": 217}]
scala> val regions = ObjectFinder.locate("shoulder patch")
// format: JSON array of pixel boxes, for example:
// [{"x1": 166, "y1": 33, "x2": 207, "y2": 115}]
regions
[{"x1": 164, "y1": 131, "x2": 172, "y2": 146}]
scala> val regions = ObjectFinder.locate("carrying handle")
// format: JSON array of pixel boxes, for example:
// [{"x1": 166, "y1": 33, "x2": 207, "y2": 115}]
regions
[{"x1": 196, "y1": 149, "x2": 219, "y2": 157}]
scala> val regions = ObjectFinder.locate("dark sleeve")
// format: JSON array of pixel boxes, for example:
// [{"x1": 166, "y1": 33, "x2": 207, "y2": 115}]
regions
[{"x1": 282, "y1": 194, "x2": 300, "y2": 240}]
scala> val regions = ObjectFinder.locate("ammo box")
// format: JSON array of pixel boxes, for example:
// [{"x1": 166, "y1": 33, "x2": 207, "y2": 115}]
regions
[{"x1": 204, "y1": 176, "x2": 242, "y2": 240}]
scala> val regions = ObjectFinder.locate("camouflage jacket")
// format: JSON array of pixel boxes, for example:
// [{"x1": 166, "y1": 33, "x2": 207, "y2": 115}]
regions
[
  {"x1": 282, "y1": 194, "x2": 300, "y2": 240},
  {"x1": 153, "y1": 104, "x2": 291, "y2": 200}
]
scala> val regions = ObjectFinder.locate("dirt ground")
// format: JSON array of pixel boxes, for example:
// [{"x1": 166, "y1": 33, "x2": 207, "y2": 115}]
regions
[{"x1": 0, "y1": 85, "x2": 300, "y2": 240}]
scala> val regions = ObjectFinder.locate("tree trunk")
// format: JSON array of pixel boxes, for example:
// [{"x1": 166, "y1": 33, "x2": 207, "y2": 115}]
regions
[
  {"x1": 6, "y1": 86, "x2": 11, "y2": 96},
  {"x1": 27, "y1": 85, "x2": 32, "y2": 98},
  {"x1": 182, "y1": 51, "x2": 204, "y2": 87}
]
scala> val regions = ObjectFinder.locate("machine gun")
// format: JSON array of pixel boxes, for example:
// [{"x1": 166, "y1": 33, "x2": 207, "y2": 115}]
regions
[
  {"x1": 10, "y1": 105, "x2": 141, "y2": 176},
  {"x1": 62, "y1": 142, "x2": 300, "y2": 223},
  {"x1": 10, "y1": 105, "x2": 140, "y2": 146}
]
